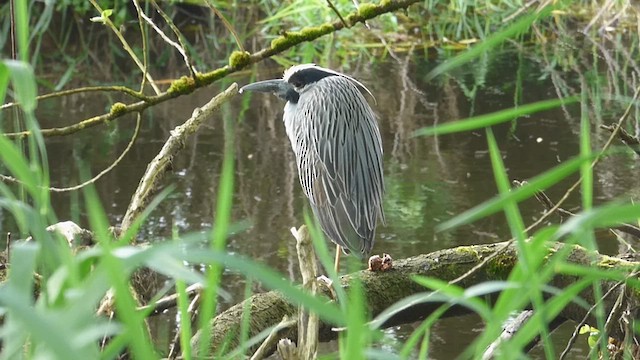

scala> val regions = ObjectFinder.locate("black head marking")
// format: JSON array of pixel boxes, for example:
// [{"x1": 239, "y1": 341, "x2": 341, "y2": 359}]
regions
[
  {"x1": 284, "y1": 88, "x2": 300, "y2": 103},
  {"x1": 287, "y1": 68, "x2": 336, "y2": 89}
]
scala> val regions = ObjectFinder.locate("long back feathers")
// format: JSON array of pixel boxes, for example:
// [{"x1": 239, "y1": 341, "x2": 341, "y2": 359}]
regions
[{"x1": 283, "y1": 71, "x2": 384, "y2": 258}]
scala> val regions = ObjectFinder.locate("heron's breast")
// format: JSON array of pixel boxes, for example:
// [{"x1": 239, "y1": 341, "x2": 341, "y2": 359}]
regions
[{"x1": 283, "y1": 102, "x2": 307, "y2": 153}]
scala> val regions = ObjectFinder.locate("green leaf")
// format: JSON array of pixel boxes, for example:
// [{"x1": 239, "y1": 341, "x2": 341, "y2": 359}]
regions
[
  {"x1": 13, "y1": 0, "x2": 29, "y2": 61},
  {"x1": 579, "y1": 324, "x2": 594, "y2": 335}
]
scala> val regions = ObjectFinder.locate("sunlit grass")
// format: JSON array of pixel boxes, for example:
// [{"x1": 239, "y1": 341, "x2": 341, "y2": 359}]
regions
[{"x1": 2, "y1": 0, "x2": 640, "y2": 359}]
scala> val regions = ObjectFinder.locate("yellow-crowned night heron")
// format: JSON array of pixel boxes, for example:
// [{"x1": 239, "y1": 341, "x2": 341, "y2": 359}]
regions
[{"x1": 240, "y1": 64, "x2": 385, "y2": 271}]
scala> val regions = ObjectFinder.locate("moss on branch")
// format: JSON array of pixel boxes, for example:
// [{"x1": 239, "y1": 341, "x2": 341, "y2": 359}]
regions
[{"x1": 3, "y1": 0, "x2": 421, "y2": 139}]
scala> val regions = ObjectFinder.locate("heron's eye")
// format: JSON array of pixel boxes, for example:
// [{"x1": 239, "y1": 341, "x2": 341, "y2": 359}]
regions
[{"x1": 290, "y1": 80, "x2": 303, "y2": 88}]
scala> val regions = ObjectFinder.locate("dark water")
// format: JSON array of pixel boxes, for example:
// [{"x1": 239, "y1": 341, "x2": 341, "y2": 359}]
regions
[{"x1": 4, "y1": 41, "x2": 639, "y2": 358}]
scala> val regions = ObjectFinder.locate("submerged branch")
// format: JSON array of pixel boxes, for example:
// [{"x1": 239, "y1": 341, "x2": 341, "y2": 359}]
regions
[
  {"x1": 600, "y1": 123, "x2": 640, "y2": 156},
  {"x1": 2, "y1": 0, "x2": 420, "y2": 139},
  {"x1": 191, "y1": 241, "x2": 640, "y2": 357}
]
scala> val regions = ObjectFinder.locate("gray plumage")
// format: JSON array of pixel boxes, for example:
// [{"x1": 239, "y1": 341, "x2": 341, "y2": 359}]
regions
[{"x1": 240, "y1": 64, "x2": 385, "y2": 258}]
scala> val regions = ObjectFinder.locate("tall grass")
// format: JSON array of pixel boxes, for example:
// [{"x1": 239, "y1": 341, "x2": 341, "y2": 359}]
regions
[{"x1": 1, "y1": 1, "x2": 639, "y2": 359}]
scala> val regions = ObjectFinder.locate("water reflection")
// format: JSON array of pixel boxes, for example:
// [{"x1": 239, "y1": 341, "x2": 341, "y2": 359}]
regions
[{"x1": 3, "y1": 38, "x2": 639, "y2": 357}]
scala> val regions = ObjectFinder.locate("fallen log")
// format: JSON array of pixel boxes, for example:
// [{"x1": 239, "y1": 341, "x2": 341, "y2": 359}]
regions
[{"x1": 191, "y1": 241, "x2": 640, "y2": 357}]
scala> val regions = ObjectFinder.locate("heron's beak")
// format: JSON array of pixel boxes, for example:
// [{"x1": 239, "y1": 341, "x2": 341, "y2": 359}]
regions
[{"x1": 240, "y1": 79, "x2": 294, "y2": 101}]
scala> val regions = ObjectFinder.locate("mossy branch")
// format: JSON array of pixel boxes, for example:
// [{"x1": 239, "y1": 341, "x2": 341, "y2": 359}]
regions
[{"x1": 2, "y1": 0, "x2": 420, "y2": 139}]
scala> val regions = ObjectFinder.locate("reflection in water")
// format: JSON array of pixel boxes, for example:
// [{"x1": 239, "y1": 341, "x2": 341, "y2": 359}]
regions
[{"x1": 2, "y1": 38, "x2": 638, "y2": 357}]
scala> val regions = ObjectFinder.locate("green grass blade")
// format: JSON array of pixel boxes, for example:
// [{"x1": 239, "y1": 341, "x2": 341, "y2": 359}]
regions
[
  {"x1": 437, "y1": 153, "x2": 594, "y2": 231},
  {"x1": 580, "y1": 82, "x2": 593, "y2": 212},
  {"x1": 485, "y1": 128, "x2": 526, "y2": 244},
  {"x1": 83, "y1": 182, "x2": 156, "y2": 359},
  {"x1": 507, "y1": 277, "x2": 594, "y2": 352},
  {"x1": 424, "y1": 6, "x2": 553, "y2": 81},
  {"x1": 176, "y1": 279, "x2": 192, "y2": 360},
  {"x1": 197, "y1": 110, "x2": 236, "y2": 357},
  {"x1": 185, "y1": 249, "x2": 343, "y2": 325},
  {"x1": 554, "y1": 203, "x2": 640, "y2": 239},
  {"x1": 0, "y1": 63, "x2": 9, "y2": 104},
  {"x1": 413, "y1": 97, "x2": 578, "y2": 137},
  {"x1": 343, "y1": 278, "x2": 367, "y2": 360},
  {"x1": 13, "y1": 0, "x2": 29, "y2": 62},
  {"x1": 5, "y1": 60, "x2": 37, "y2": 113}
]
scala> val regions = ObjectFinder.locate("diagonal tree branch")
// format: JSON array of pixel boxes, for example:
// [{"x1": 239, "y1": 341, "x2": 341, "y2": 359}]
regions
[{"x1": 119, "y1": 83, "x2": 238, "y2": 234}]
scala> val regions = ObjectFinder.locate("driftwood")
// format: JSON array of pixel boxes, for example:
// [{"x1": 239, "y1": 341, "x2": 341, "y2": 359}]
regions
[
  {"x1": 482, "y1": 310, "x2": 535, "y2": 359},
  {"x1": 482, "y1": 310, "x2": 568, "y2": 359},
  {"x1": 120, "y1": 83, "x2": 238, "y2": 234},
  {"x1": 191, "y1": 241, "x2": 640, "y2": 357}
]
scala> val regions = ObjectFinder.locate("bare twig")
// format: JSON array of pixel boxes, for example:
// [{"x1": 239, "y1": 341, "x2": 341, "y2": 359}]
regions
[
  {"x1": 582, "y1": 0, "x2": 615, "y2": 33},
  {"x1": 276, "y1": 338, "x2": 298, "y2": 360},
  {"x1": 483, "y1": 310, "x2": 534, "y2": 359},
  {"x1": 558, "y1": 279, "x2": 627, "y2": 360},
  {"x1": 134, "y1": 0, "x2": 151, "y2": 92},
  {"x1": 5, "y1": 232, "x2": 11, "y2": 265},
  {"x1": 502, "y1": 0, "x2": 540, "y2": 23},
  {"x1": 89, "y1": 0, "x2": 161, "y2": 95},
  {"x1": 0, "y1": 114, "x2": 142, "y2": 192},
  {"x1": 514, "y1": 180, "x2": 640, "y2": 240},
  {"x1": 327, "y1": 0, "x2": 350, "y2": 29},
  {"x1": 292, "y1": 226, "x2": 319, "y2": 359},
  {"x1": 585, "y1": 280, "x2": 635, "y2": 359},
  {"x1": 0, "y1": 86, "x2": 148, "y2": 110},
  {"x1": 483, "y1": 310, "x2": 566, "y2": 359},
  {"x1": 146, "y1": 0, "x2": 199, "y2": 79},
  {"x1": 600, "y1": 123, "x2": 640, "y2": 156}
]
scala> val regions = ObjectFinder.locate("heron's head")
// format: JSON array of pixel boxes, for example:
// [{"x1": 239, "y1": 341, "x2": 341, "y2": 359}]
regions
[{"x1": 239, "y1": 64, "x2": 374, "y2": 104}]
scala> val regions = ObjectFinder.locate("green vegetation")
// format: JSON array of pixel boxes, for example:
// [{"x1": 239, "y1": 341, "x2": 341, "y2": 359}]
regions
[{"x1": 1, "y1": 0, "x2": 639, "y2": 359}]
